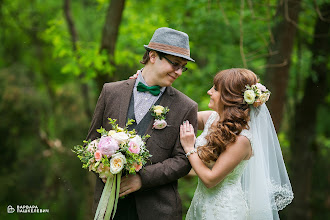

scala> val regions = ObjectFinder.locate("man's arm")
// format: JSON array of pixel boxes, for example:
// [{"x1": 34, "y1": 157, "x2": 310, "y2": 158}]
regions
[{"x1": 86, "y1": 85, "x2": 106, "y2": 142}]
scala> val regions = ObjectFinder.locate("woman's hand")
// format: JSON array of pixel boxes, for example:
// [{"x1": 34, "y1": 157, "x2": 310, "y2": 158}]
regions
[
  {"x1": 129, "y1": 69, "x2": 141, "y2": 79},
  {"x1": 180, "y1": 121, "x2": 196, "y2": 153}
]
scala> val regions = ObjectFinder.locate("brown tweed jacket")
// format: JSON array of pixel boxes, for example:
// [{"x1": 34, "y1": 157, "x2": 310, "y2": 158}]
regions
[{"x1": 86, "y1": 78, "x2": 198, "y2": 220}]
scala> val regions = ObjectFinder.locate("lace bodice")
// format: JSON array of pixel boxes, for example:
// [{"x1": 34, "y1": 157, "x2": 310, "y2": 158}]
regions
[{"x1": 186, "y1": 111, "x2": 252, "y2": 220}]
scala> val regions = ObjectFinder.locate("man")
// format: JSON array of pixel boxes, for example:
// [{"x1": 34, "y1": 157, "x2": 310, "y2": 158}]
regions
[{"x1": 86, "y1": 27, "x2": 198, "y2": 220}]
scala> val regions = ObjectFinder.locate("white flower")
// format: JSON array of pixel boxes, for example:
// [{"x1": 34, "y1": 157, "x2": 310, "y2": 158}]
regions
[
  {"x1": 154, "y1": 109, "x2": 163, "y2": 116},
  {"x1": 153, "y1": 105, "x2": 164, "y2": 116},
  {"x1": 110, "y1": 152, "x2": 127, "y2": 174},
  {"x1": 130, "y1": 135, "x2": 143, "y2": 147},
  {"x1": 153, "y1": 119, "x2": 167, "y2": 129},
  {"x1": 153, "y1": 105, "x2": 164, "y2": 112},
  {"x1": 256, "y1": 89, "x2": 261, "y2": 96},
  {"x1": 244, "y1": 90, "x2": 256, "y2": 104},
  {"x1": 87, "y1": 139, "x2": 99, "y2": 153},
  {"x1": 111, "y1": 132, "x2": 129, "y2": 144},
  {"x1": 108, "y1": 130, "x2": 116, "y2": 136},
  {"x1": 259, "y1": 93, "x2": 269, "y2": 103}
]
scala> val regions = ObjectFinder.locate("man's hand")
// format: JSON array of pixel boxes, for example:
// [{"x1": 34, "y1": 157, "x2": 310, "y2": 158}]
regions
[{"x1": 119, "y1": 174, "x2": 142, "y2": 197}]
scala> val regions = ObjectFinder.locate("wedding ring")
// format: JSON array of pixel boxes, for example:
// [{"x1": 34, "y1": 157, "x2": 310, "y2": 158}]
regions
[{"x1": 186, "y1": 129, "x2": 190, "y2": 132}]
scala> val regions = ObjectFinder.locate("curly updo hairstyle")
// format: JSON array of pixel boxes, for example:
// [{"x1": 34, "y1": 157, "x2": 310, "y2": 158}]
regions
[{"x1": 198, "y1": 68, "x2": 258, "y2": 163}]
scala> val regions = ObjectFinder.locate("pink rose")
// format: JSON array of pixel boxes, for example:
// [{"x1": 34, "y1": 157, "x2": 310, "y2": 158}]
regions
[
  {"x1": 133, "y1": 163, "x2": 142, "y2": 172},
  {"x1": 98, "y1": 136, "x2": 119, "y2": 157},
  {"x1": 94, "y1": 150, "x2": 102, "y2": 161},
  {"x1": 256, "y1": 83, "x2": 267, "y2": 92},
  {"x1": 128, "y1": 141, "x2": 140, "y2": 154},
  {"x1": 153, "y1": 119, "x2": 167, "y2": 130}
]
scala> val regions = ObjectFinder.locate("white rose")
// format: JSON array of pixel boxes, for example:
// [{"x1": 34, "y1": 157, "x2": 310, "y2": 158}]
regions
[
  {"x1": 111, "y1": 132, "x2": 129, "y2": 144},
  {"x1": 110, "y1": 152, "x2": 127, "y2": 174},
  {"x1": 259, "y1": 93, "x2": 269, "y2": 103},
  {"x1": 154, "y1": 109, "x2": 163, "y2": 116},
  {"x1": 87, "y1": 139, "x2": 99, "y2": 153},
  {"x1": 153, "y1": 105, "x2": 164, "y2": 111},
  {"x1": 108, "y1": 130, "x2": 116, "y2": 136},
  {"x1": 244, "y1": 90, "x2": 256, "y2": 104},
  {"x1": 130, "y1": 135, "x2": 143, "y2": 147},
  {"x1": 153, "y1": 105, "x2": 164, "y2": 116}
]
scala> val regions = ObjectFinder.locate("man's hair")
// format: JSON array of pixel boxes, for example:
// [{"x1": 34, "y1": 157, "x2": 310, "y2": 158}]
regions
[{"x1": 140, "y1": 50, "x2": 165, "y2": 65}]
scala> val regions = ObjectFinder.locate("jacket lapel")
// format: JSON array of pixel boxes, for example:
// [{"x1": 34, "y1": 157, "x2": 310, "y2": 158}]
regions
[{"x1": 118, "y1": 79, "x2": 136, "y2": 128}]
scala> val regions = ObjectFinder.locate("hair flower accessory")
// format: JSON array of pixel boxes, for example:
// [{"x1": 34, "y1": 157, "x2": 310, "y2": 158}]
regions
[
  {"x1": 243, "y1": 83, "x2": 271, "y2": 107},
  {"x1": 150, "y1": 105, "x2": 170, "y2": 129}
]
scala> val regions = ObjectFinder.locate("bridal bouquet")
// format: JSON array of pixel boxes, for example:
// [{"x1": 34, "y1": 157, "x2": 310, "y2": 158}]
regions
[{"x1": 72, "y1": 118, "x2": 151, "y2": 220}]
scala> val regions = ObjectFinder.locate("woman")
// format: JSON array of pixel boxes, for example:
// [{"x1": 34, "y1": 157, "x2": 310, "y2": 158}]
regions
[{"x1": 180, "y1": 68, "x2": 293, "y2": 220}]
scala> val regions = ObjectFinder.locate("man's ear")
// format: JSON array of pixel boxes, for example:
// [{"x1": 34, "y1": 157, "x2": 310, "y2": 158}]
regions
[{"x1": 149, "y1": 51, "x2": 157, "y2": 64}]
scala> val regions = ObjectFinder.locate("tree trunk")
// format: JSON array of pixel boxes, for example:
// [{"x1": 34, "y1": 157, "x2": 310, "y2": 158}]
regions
[
  {"x1": 63, "y1": 0, "x2": 92, "y2": 118},
  {"x1": 97, "y1": 0, "x2": 126, "y2": 92},
  {"x1": 288, "y1": 4, "x2": 330, "y2": 219},
  {"x1": 264, "y1": 0, "x2": 302, "y2": 131}
]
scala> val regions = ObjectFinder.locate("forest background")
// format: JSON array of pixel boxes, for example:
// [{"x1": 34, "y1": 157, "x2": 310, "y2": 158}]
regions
[{"x1": 0, "y1": 0, "x2": 329, "y2": 219}]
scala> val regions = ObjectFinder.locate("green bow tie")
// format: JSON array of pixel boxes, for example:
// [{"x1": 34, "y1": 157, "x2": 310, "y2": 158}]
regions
[{"x1": 137, "y1": 82, "x2": 161, "y2": 96}]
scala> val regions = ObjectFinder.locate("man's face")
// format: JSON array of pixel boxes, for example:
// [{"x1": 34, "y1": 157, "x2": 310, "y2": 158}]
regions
[{"x1": 153, "y1": 53, "x2": 188, "y2": 87}]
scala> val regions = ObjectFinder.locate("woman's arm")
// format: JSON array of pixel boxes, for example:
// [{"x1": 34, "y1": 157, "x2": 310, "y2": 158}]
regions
[
  {"x1": 180, "y1": 121, "x2": 251, "y2": 188},
  {"x1": 197, "y1": 111, "x2": 213, "y2": 130}
]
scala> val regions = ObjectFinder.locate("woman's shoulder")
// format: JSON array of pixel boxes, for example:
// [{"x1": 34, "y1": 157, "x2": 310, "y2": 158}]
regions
[
  {"x1": 198, "y1": 111, "x2": 217, "y2": 130},
  {"x1": 198, "y1": 111, "x2": 216, "y2": 123},
  {"x1": 239, "y1": 129, "x2": 252, "y2": 144}
]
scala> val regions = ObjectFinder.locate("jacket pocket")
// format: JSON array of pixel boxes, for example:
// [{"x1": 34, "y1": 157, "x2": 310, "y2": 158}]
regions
[{"x1": 149, "y1": 125, "x2": 179, "y2": 150}]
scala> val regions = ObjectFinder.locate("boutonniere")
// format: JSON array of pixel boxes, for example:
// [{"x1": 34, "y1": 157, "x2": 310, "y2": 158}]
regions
[{"x1": 150, "y1": 105, "x2": 170, "y2": 129}]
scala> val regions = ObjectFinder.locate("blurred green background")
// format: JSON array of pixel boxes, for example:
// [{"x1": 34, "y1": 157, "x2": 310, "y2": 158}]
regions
[{"x1": 0, "y1": 0, "x2": 329, "y2": 219}]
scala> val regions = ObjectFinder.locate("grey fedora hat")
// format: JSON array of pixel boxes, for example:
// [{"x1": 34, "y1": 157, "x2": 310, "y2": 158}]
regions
[{"x1": 144, "y1": 27, "x2": 195, "y2": 62}]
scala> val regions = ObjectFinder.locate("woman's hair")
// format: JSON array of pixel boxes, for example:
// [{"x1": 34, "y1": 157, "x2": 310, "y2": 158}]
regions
[{"x1": 198, "y1": 68, "x2": 258, "y2": 163}]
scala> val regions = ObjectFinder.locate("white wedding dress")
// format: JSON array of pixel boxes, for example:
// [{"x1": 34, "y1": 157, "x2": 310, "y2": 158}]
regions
[{"x1": 186, "y1": 111, "x2": 251, "y2": 220}]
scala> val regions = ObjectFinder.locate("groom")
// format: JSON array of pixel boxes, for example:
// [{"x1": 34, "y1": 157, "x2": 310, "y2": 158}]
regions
[{"x1": 86, "y1": 27, "x2": 198, "y2": 220}]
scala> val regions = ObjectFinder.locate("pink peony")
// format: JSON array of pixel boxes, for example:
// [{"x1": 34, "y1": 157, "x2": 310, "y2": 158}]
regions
[
  {"x1": 94, "y1": 150, "x2": 102, "y2": 161},
  {"x1": 128, "y1": 141, "x2": 140, "y2": 154},
  {"x1": 98, "y1": 136, "x2": 119, "y2": 157}
]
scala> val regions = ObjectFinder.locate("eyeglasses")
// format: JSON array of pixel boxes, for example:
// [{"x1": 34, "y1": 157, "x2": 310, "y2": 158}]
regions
[{"x1": 163, "y1": 56, "x2": 188, "y2": 72}]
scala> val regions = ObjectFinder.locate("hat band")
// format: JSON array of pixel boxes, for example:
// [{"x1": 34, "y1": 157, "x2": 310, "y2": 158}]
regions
[{"x1": 147, "y1": 42, "x2": 190, "y2": 57}]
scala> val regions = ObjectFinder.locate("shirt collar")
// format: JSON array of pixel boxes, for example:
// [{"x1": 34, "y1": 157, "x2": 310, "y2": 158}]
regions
[{"x1": 135, "y1": 69, "x2": 166, "y2": 93}]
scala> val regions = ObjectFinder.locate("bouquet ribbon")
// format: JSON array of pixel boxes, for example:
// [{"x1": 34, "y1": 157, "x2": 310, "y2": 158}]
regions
[{"x1": 94, "y1": 172, "x2": 121, "y2": 220}]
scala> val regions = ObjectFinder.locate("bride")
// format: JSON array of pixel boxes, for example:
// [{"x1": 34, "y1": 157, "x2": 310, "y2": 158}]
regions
[{"x1": 180, "y1": 68, "x2": 293, "y2": 220}]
